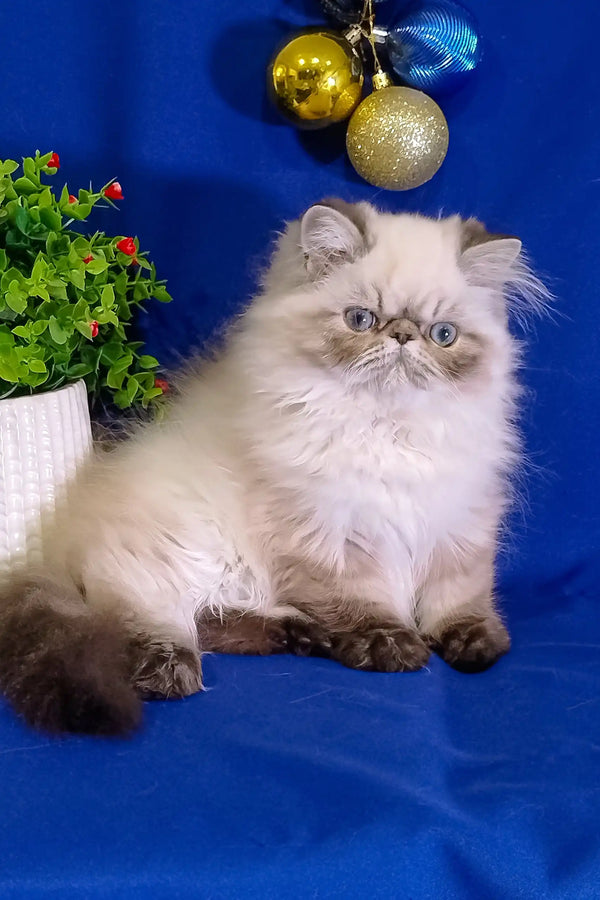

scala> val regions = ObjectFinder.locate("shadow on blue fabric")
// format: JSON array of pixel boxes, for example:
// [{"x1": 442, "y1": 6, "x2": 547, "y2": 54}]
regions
[{"x1": 0, "y1": 0, "x2": 599, "y2": 897}]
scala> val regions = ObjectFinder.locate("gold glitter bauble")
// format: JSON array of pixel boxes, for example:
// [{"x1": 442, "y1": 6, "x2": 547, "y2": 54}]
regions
[
  {"x1": 346, "y1": 84, "x2": 449, "y2": 190},
  {"x1": 267, "y1": 30, "x2": 363, "y2": 129}
]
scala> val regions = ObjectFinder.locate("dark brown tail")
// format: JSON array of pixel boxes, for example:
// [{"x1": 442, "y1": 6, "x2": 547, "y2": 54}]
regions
[{"x1": 0, "y1": 574, "x2": 141, "y2": 735}]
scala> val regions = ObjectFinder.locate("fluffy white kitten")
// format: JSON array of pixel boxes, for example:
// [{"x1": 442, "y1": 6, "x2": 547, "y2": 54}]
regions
[{"x1": 0, "y1": 201, "x2": 548, "y2": 734}]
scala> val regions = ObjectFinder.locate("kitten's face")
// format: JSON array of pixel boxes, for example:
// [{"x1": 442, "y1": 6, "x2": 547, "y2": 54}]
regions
[
  {"x1": 272, "y1": 203, "x2": 522, "y2": 394},
  {"x1": 253, "y1": 203, "x2": 531, "y2": 398},
  {"x1": 317, "y1": 286, "x2": 487, "y2": 391}
]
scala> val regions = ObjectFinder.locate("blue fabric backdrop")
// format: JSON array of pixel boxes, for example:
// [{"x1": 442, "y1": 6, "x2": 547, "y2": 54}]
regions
[{"x1": 1, "y1": 0, "x2": 599, "y2": 897}]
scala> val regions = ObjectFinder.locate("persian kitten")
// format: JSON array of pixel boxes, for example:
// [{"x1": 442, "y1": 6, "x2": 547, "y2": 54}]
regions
[{"x1": 0, "y1": 200, "x2": 548, "y2": 734}]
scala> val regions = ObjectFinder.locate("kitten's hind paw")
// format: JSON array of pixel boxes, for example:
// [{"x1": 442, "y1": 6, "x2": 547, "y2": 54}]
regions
[{"x1": 130, "y1": 638, "x2": 203, "y2": 699}]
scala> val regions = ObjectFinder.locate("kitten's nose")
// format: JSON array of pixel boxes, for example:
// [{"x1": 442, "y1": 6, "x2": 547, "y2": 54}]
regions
[{"x1": 391, "y1": 320, "x2": 418, "y2": 345}]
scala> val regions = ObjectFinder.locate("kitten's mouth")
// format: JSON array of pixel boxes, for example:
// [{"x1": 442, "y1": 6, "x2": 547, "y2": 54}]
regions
[{"x1": 349, "y1": 347, "x2": 434, "y2": 390}]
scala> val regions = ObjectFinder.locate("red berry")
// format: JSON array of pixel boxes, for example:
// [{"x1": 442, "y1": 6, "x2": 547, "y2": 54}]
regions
[
  {"x1": 68, "y1": 194, "x2": 77, "y2": 204},
  {"x1": 90, "y1": 321, "x2": 99, "y2": 338},
  {"x1": 104, "y1": 182, "x2": 123, "y2": 200},
  {"x1": 116, "y1": 237, "x2": 136, "y2": 256},
  {"x1": 83, "y1": 254, "x2": 94, "y2": 264},
  {"x1": 47, "y1": 152, "x2": 60, "y2": 169},
  {"x1": 154, "y1": 378, "x2": 169, "y2": 393}
]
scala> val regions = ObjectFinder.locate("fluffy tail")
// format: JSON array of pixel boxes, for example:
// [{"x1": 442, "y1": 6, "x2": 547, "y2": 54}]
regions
[{"x1": 0, "y1": 574, "x2": 141, "y2": 735}]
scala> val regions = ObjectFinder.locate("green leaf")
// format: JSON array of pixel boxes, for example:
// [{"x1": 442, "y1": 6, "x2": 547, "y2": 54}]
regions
[
  {"x1": 0, "y1": 356, "x2": 19, "y2": 382},
  {"x1": 6, "y1": 290, "x2": 27, "y2": 314},
  {"x1": 11, "y1": 325, "x2": 31, "y2": 338},
  {"x1": 70, "y1": 267, "x2": 85, "y2": 290},
  {"x1": 153, "y1": 286, "x2": 172, "y2": 303},
  {"x1": 32, "y1": 254, "x2": 49, "y2": 281},
  {"x1": 0, "y1": 249, "x2": 7, "y2": 272},
  {"x1": 94, "y1": 309, "x2": 119, "y2": 326},
  {"x1": 85, "y1": 258, "x2": 108, "y2": 275},
  {"x1": 1, "y1": 160, "x2": 19, "y2": 175},
  {"x1": 126, "y1": 376, "x2": 139, "y2": 404},
  {"x1": 26, "y1": 370, "x2": 49, "y2": 388},
  {"x1": 48, "y1": 316, "x2": 67, "y2": 345},
  {"x1": 46, "y1": 233, "x2": 70, "y2": 256},
  {"x1": 113, "y1": 272, "x2": 128, "y2": 296},
  {"x1": 133, "y1": 283, "x2": 149, "y2": 302},
  {"x1": 138, "y1": 354, "x2": 158, "y2": 369},
  {"x1": 113, "y1": 389, "x2": 130, "y2": 409},
  {"x1": 46, "y1": 279, "x2": 68, "y2": 300},
  {"x1": 13, "y1": 177, "x2": 38, "y2": 196},
  {"x1": 107, "y1": 366, "x2": 126, "y2": 390},
  {"x1": 100, "y1": 284, "x2": 115, "y2": 309},
  {"x1": 38, "y1": 206, "x2": 61, "y2": 231},
  {"x1": 31, "y1": 319, "x2": 49, "y2": 335},
  {"x1": 67, "y1": 202, "x2": 92, "y2": 220},
  {"x1": 38, "y1": 187, "x2": 53, "y2": 208},
  {"x1": 75, "y1": 321, "x2": 93, "y2": 339},
  {"x1": 28, "y1": 359, "x2": 47, "y2": 374},
  {"x1": 142, "y1": 387, "x2": 164, "y2": 405},
  {"x1": 66, "y1": 362, "x2": 93, "y2": 378},
  {"x1": 72, "y1": 297, "x2": 90, "y2": 319},
  {"x1": 1, "y1": 268, "x2": 24, "y2": 292},
  {"x1": 23, "y1": 157, "x2": 38, "y2": 183},
  {"x1": 113, "y1": 353, "x2": 133, "y2": 373},
  {"x1": 14, "y1": 206, "x2": 29, "y2": 235},
  {"x1": 73, "y1": 236, "x2": 90, "y2": 254},
  {"x1": 100, "y1": 342, "x2": 124, "y2": 365}
]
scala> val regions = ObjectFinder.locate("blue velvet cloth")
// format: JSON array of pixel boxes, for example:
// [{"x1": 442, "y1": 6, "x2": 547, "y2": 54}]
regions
[{"x1": 1, "y1": 0, "x2": 599, "y2": 896}]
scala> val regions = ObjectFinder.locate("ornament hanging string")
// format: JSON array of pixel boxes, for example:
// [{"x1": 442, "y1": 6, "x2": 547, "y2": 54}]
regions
[{"x1": 360, "y1": 0, "x2": 393, "y2": 89}]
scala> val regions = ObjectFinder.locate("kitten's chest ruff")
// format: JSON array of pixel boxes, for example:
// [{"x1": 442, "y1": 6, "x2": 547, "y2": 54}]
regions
[{"x1": 301, "y1": 402, "x2": 500, "y2": 550}]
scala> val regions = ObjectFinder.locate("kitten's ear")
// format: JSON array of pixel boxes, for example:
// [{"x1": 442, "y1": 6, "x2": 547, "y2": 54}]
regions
[
  {"x1": 460, "y1": 218, "x2": 522, "y2": 287},
  {"x1": 300, "y1": 202, "x2": 366, "y2": 279}
]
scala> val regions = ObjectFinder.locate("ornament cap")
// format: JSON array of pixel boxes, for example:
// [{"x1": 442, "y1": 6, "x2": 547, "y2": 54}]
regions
[
  {"x1": 372, "y1": 70, "x2": 393, "y2": 91},
  {"x1": 342, "y1": 23, "x2": 364, "y2": 46}
]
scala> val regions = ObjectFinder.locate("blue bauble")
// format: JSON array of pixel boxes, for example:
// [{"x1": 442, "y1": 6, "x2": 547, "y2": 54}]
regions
[
  {"x1": 321, "y1": 0, "x2": 390, "y2": 26},
  {"x1": 385, "y1": 0, "x2": 482, "y2": 94}
]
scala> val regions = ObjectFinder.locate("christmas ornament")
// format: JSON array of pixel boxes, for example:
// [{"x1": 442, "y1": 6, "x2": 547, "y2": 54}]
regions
[
  {"x1": 382, "y1": 0, "x2": 481, "y2": 93},
  {"x1": 346, "y1": 71, "x2": 448, "y2": 189},
  {"x1": 267, "y1": 29, "x2": 364, "y2": 129},
  {"x1": 267, "y1": 0, "x2": 479, "y2": 189},
  {"x1": 321, "y1": 0, "x2": 389, "y2": 26}
]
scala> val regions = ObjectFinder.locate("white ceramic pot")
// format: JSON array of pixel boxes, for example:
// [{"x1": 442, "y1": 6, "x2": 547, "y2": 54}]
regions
[{"x1": 0, "y1": 380, "x2": 92, "y2": 576}]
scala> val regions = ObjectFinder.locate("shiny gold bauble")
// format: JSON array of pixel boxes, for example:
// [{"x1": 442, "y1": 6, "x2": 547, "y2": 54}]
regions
[
  {"x1": 346, "y1": 79, "x2": 449, "y2": 190},
  {"x1": 267, "y1": 29, "x2": 363, "y2": 129}
]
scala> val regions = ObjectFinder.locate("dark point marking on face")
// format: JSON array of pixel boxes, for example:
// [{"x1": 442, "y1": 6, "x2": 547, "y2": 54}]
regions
[{"x1": 318, "y1": 305, "x2": 488, "y2": 386}]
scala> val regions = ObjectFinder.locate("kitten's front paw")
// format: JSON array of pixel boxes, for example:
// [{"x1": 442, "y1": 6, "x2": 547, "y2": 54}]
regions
[
  {"x1": 435, "y1": 615, "x2": 510, "y2": 673},
  {"x1": 332, "y1": 624, "x2": 430, "y2": 673},
  {"x1": 281, "y1": 618, "x2": 334, "y2": 657},
  {"x1": 130, "y1": 638, "x2": 203, "y2": 699}
]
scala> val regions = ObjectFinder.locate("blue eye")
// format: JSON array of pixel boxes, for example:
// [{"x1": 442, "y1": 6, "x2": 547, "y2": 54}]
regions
[
  {"x1": 429, "y1": 322, "x2": 458, "y2": 347},
  {"x1": 344, "y1": 307, "x2": 377, "y2": 332}
]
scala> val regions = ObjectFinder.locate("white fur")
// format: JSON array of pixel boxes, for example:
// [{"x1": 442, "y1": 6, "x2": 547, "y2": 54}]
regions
[{"x1": 48, "y1": 206, "x2": 547, "y2": 649}]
